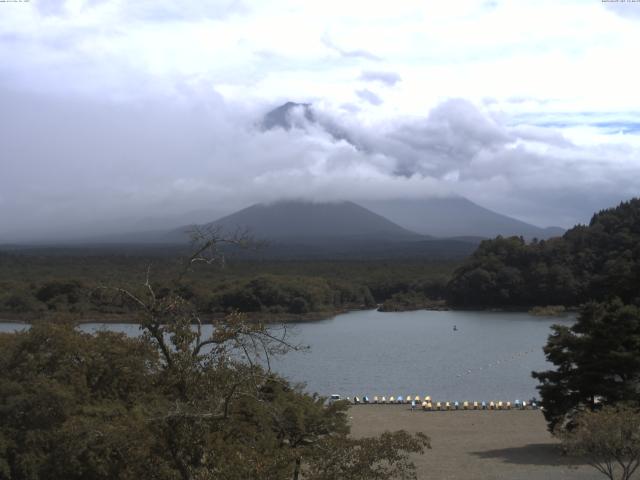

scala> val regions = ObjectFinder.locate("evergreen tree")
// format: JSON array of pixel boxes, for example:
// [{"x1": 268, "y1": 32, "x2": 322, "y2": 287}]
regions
[{"x1": 533, "y1": 299, "x2": 640, "y2": 431}]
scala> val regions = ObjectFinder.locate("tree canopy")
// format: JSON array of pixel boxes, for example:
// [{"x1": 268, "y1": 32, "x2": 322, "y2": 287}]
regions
[
  {"x1": 0, "y1": 232, "x2": 430, "y2": 479},
  {"x1": 448, "y1": 198, "x2": 640, "y2": 308},
  {"x1": 532, "y1": 299, "x2": 640, "y2": 431}
]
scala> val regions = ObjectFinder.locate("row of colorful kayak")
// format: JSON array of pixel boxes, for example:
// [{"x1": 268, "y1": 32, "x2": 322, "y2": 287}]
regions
[{"x1": 330, "y1": 394, "x2": 539, "y2": 410}]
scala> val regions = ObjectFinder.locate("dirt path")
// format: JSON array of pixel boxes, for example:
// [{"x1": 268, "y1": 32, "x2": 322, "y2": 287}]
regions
[{"x1": 349, "y1": 405, "x2": 601, "y2": 480}]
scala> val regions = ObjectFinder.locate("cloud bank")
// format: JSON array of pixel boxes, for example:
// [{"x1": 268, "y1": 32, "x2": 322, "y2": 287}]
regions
[
  {"x1": 2, "y1": 86, "x2": 639, "y2": 241},
  {"x1": 1, "y1": 0, "x2": 639, "y2": 240}
]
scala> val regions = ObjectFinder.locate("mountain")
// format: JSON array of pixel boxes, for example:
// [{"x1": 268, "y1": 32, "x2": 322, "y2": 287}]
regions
[
  {"x1": 261, "y1": 102, "x2": 357, "y2": 146},
  {"x1": 259, "y1": 102, "x2": 563, "y2": 240},
  {"x1": 261, "y1": 102, "x2": 315, "y2": 131},
  {"x1": 71, "y1": 197, "x2": 562, "y2": 252},
  {"x1": 362, "y1": 197, "x2": 565, "y2": 240},
  {"x1": 161, "y1": 200, "x2": 478, "y2": 259},
  {"x1": 198, "y1": 200, "x2": 421, "y2": 242}
]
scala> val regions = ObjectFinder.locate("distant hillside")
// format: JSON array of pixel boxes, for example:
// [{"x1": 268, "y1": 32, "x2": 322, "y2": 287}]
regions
[
  {"x1": 362, "y1": 197, "x2": 564, "y2": 240},
  {"x1": 448, "y1": 198, "x2": 640, "y2": 308},
  {"x1": 72, "y1": 201, "x2": 473, "y2": 260},
  {"x1": 201, "y1": 200, "x2": 421, "y2": 242}
]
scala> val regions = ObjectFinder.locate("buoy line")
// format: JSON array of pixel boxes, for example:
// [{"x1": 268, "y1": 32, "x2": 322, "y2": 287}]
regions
[{"x1": 454, "y1": 347, "x2": 538, "y2": 379}]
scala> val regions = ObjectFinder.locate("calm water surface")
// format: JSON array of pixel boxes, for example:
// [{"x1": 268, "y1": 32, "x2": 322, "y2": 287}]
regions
[
  {"x1": 269, "y1": 309, "x2": 573, "y2": 401},
  {"x1": 0, "y1": 310, "x2": 572, "y2": 402}
]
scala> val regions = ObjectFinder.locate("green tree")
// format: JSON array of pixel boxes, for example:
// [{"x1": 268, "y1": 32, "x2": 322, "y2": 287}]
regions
[
  {"x1": 533, "y1": 299, "x2": 640, "y2": 431},
  {"x1": 305, "y1": 431, "x2": 430, "y2": 480},
  {"x1": 0, "y1": 322, "x2": 158, "y2": 480},
  {"x1": 448, "y1": 198, "x2": 640, "y2": 309},
  {"x1": 0, "y1": 229, "x2": 431, "y2": 479}
]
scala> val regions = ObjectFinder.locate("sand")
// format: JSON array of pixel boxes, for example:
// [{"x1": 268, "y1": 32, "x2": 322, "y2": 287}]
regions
[{"x1": 348, "y1": 405, "x2": 602, "y2": 480}]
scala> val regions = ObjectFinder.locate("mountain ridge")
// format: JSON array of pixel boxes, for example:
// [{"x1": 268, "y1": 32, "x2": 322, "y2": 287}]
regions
[
  {"x1": 39, "y1": 197, "x2": 565, "y2": 247},
  {"x1": 173, "y1": 200, "x2": 423, "y2": 243},
  {"x1": 362, "y1": 197, "x2": 564, "y2": 240}
]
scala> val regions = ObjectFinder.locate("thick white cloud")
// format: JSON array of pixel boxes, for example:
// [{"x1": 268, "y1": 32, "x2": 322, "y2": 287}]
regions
[{"x1": 1, "y1": 0, "x2": 639, "y2": 240}]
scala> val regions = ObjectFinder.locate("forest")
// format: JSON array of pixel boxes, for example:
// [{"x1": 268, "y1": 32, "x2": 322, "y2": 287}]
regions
[
  {"x1": 448, "y1": 198, "x2": 640, "y2": 309},
  {"x1": 2, "y1": 199, "x2": 639, "y2": 321},
  {"x1": 0, "y1": 252, "x2": 454, "y2": 322}
]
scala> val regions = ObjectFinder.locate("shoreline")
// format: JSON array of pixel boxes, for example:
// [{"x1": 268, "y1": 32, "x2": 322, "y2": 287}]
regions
[
  {"x1": 0, "y1": 303, "x2": 574, "y2": 325},
  {"x1": 0, "y1": 308, "x2": 361, "y2": 325}
]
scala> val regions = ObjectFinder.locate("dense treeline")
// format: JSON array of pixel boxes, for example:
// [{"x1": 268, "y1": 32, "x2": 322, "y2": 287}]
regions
[
  {"x1": 0, "y1": 254, "x2": 455, "y2": 321},
  {"x1": 448, "y1": 198, "x2": 640, "y2": 308}
]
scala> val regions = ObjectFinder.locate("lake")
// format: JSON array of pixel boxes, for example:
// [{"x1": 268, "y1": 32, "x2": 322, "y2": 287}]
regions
[{"x1": 0, "y1": 309, "x2": 572, "y2": 402}]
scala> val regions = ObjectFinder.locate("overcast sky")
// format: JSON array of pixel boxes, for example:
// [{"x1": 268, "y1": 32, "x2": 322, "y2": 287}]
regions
[{"x1": 1, "y1": 0, "x2": 640, "y2": 240}]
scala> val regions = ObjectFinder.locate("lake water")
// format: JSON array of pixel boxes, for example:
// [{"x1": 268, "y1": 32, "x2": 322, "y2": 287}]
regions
[{"x1": 0, "y1": 309, "x2": 572, "y2": 402}]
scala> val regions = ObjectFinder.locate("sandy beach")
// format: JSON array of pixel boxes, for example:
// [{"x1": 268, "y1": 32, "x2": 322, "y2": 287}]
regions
[{"x1": 349, "y1": 405, "x2": 601, "y2": 480}]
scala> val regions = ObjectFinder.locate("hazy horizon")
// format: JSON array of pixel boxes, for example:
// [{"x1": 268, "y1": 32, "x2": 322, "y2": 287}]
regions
[{"x1": 2, "y1": 1, "x2": 640, "y2": 242}]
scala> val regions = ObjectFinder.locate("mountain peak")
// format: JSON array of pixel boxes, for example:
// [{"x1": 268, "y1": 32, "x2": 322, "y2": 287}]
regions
[
  {"x1": 207, "y1": 199, "x2": 420, "y2": 241},
  {"x1": 261, "y1": 102, "x2": 315, "y2": 131}
]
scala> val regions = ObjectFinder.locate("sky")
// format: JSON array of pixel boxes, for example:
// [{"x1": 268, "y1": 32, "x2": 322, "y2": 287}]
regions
[{"x1": 1, "y1": 0, "x2": 640, "y2": 241}]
